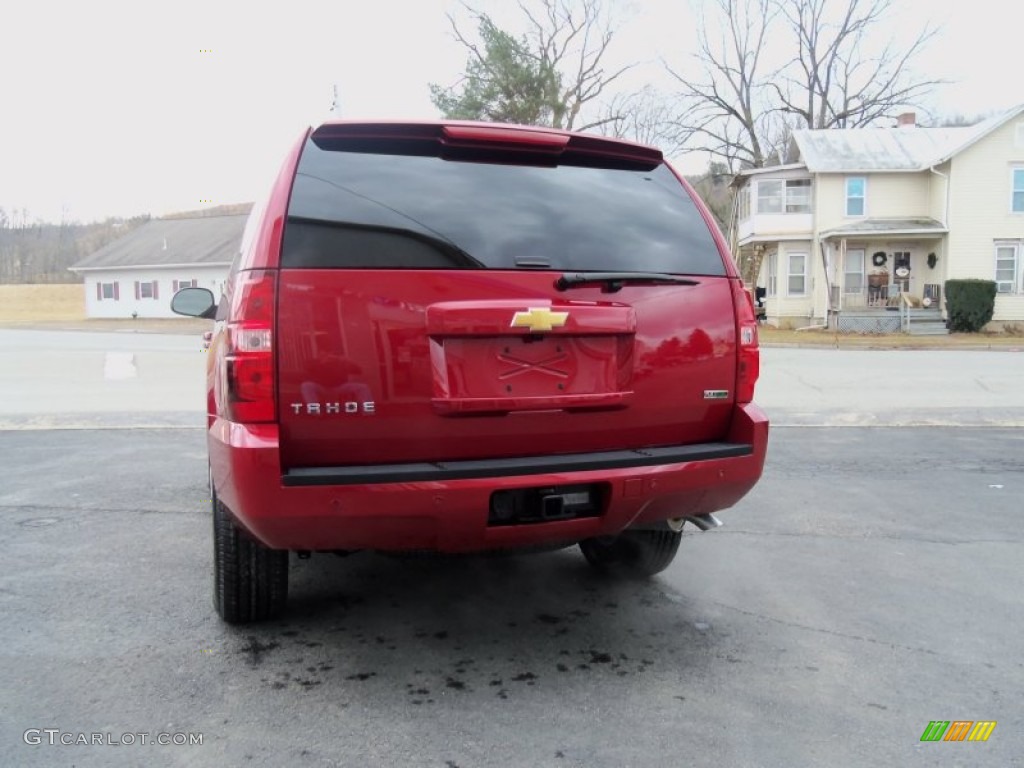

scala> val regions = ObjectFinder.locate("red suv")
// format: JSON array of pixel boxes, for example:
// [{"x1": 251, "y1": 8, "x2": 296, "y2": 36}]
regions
[{"x1": 172, "y1": 121, "x2": 768, "y2": 624}]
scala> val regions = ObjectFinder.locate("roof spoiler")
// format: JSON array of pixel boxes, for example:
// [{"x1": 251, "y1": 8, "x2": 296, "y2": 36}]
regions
[{"x1": 310, "y1": 122, "x2": 663, "y2": 170}]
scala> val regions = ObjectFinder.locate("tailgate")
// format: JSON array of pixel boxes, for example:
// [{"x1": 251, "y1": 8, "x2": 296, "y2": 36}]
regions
[
  {"x1": 274, "y1": 126, "x2": 737, "y2": 469},
  {"x1": 276, "y1": 271, "x2": 737, "y2": 468}
]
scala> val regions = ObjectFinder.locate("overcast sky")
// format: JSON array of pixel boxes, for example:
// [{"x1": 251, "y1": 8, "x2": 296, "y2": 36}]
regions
[{"x1": 1, "y1": 0, "x2": 1021, "y2": 224}]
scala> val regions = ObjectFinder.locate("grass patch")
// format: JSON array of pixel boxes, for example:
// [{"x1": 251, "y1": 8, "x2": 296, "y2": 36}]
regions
[
  {"x1": 0, "y1": 284, "x2": 85, "y2": 322},
  {"x1": 0, "y1": 284, "x2": 210, "y2": 333},
  {"x1": 758, "y1": 326, "x2": 1024, "y2": 349}
]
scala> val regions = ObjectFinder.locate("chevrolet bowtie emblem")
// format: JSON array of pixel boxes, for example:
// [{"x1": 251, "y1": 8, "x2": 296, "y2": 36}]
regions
[{"x1": 510, "y1": 307, "x2": 569, "y2": 332}]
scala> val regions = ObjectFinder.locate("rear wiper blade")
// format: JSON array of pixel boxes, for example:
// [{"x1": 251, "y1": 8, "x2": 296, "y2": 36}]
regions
[{"x1": 555, "y1": 272, "x2": 699, "y2": 293}]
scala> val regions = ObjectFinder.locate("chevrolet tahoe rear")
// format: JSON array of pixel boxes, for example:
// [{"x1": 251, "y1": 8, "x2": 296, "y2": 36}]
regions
[{"x1": 172, "y1": 121, "x2": 768, "y2": 624}]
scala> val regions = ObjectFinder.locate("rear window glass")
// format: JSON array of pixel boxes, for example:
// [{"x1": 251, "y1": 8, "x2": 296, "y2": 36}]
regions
[{"x1": 282, "y1": 137, "x2": 725, "y2": 275}]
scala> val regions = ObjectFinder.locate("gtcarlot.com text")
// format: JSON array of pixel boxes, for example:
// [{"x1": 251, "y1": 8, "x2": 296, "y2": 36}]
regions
[{"x1": 23, "y1": 729, "x2": 203, "y2": 746}]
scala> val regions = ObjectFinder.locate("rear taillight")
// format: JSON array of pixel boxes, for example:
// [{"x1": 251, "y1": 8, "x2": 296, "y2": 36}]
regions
[
  {"x1": 224, "y1": 270, "x2": 276, "y2": 423},
  {"x1": 731, "y1": 280, "x2": 760, "y2": 404}
]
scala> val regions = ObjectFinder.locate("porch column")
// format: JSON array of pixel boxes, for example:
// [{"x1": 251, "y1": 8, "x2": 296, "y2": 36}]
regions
[
  {"x1": 824, "y1": 238, "x2": 846, "y2": 314},
  {"x1": 838, "y1": 238, "x2": 847, "y2": 312}
]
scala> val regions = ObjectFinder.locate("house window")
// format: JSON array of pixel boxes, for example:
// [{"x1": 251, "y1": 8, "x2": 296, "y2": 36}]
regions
[
  {"x1": 98, "y1": 282, "x2": 119, "y2": 301},
  {"x1": 757, "y1": 180, "x2": 783, "y2": 213},
  {"x1": 756, "y1": 179, "x2": 812, "y2": 214},
  {"x1": 766, "y1": 252, "x2": 778, "y2": 296},
  {"x1": 785, "y1": 179, "x2": 812, "y2": 213},
  {"x1": 844, "y1": 249, "x2": 865, "y2": 293},
  {"x1": 846, "y1": 177, "x2": 866, "y2": 216},
  {"x1": 172, "y1": 279, "x2": 198, "y2": 292},
  {"x1": 787, "y1": 252, "x2": 807, "y2": 295},
  {"x1": 995, "y1": 243, "x2": 1019, "y2": 293},
  {"x1": 135, "y1": 280, "x2": 159, "y2": 300},
  {"x1": 1012, "y1": 168, "x2": 1024, "y2": 213}
]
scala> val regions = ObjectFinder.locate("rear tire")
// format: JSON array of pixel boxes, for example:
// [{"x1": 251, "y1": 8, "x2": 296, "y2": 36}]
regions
[
  {"x1": 579, "y1": 529, "x2": 682, "y2": 577},
  {"x1": 212, "y1": 493, "x2": 288, "y2": 624}
]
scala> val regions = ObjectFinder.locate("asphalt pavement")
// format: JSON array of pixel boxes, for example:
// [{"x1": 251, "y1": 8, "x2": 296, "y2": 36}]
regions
[
  {"x1": 758, "y1": 347, "x2": 1024, "y2": 427},
  {"x1": 0, "y1": 329, "x2": 1021, "y2": 767}
]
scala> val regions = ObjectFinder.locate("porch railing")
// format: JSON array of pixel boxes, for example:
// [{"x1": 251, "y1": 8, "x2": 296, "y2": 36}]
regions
[{"x1": 840, "y1": 282, "x2": 912, "y2": 310}]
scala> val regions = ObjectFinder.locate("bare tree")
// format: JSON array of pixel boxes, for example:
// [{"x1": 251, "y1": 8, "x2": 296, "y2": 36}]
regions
[
  {"x1": 666, "y1": 0, "x2": 941, "y2": 169},
  {"x1": 773, "y1": 0, "x2": 941, "y2": 129},
  {"x1": 431, "y1": 0, "x2": 633, "y2": 131},
  {"x1": 518, "y1": 0, "x2": 632, "y2": 130},
  {"x1": 599, "y1": 87, "x2": 681, "y2": 149},
  {"x1": 665, "y1": 0, "x2": 779, "y2": 170},
  {"x1": 761, "y1": 112, "x2": 805, "y2": 166}
]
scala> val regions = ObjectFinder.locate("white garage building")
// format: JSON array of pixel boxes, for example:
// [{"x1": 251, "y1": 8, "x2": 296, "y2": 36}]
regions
[{"x1": 69, "y1": 213, "x2": 248, "y2": 319}]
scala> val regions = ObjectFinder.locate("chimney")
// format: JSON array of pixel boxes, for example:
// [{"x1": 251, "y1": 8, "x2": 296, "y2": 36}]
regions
[{"x1": 897, "y1": 112, "x2": 916, "y2": 128}]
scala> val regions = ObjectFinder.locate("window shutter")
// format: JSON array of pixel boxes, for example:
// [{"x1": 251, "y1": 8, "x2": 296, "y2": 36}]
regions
[
  {"x1": 173, "y1": 280, "x2": 179, "y2": 293},
  {"x1": 113, "y1": 282, "x2": 119, "y2": 300},
  {"x1": 191, "y1": 278, "x2": 197, "y2": 287},
  {"x1": 96, "y1": 282, "x2": 102, "y2": 301},
  {"x1": 153, "y1": 281, "x2": 159, "y2": 299},
  {"x1": 134, "y1": 281, "x2": 140, "y2": 300}
]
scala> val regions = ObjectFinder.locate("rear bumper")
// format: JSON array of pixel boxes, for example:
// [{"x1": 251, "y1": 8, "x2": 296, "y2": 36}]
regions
[{"x1": 210, "y1": 403, "x2": 769, "y2": 552}]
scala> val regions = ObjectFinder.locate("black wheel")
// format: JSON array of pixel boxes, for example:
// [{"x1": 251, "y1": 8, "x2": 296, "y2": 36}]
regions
[
  {"x1": 579, "y1": 529, "x2": 682, "y2": 577},
  {"x1": 212, "y1": 492, "x2": 288, "y2": 624}
]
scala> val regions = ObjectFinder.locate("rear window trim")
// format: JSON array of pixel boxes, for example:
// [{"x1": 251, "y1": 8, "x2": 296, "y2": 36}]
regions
[{"x1": 283, "y1": 139, "x2": 728, "y2": 276}]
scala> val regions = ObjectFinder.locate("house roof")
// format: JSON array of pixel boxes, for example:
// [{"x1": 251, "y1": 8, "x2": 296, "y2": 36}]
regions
[
  {"x1": 728, "y1": 163, "x2": 808, "y2": 187},
  {"x1": 70, "y1": 214, "x2": 248, "y2": 272},
  {"x1": 791, "y1": 103, "x2": 1024, "y2": 173},
  {"x1": 820, "y1": 217, "x2": 947, "y2": 238},
  {"x1": 736, "y1": 233, "x2": 814, "y2": 248}
]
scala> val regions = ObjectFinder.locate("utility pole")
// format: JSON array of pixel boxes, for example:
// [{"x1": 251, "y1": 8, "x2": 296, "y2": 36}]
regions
[{"x1": 329, "y1": 84, "x2": 341, "y2": 118}]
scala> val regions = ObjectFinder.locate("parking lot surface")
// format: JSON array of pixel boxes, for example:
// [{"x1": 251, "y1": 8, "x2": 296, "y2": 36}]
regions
[{"x1": 0, "y1": 330, "x2": 1021, "y2": 766}]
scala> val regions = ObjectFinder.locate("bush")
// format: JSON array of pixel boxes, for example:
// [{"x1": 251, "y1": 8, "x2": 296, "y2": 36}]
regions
[{"x1": 945, "y1": 279, "x2": 996, "y2": 332}]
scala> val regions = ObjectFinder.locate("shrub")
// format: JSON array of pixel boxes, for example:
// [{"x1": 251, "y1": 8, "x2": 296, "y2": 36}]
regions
[{"x1": 945, "y1": 279, "x2": 996, "y2": 332}]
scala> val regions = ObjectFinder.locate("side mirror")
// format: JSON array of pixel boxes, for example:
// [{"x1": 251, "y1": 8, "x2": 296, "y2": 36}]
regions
[{"x1": 171, "y1": 287, "x2": 217, "y2": 319}]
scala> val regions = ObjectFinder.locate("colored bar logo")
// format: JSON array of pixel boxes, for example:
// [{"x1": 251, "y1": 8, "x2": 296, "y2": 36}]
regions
[{"x1": 920, "y1": 721, "x2": 996, "y2": 742}]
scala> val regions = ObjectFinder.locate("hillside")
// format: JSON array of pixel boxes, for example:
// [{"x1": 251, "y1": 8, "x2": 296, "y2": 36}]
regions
[{"x1": 0, "y1": 203, "x2": 253, "y2": 284}]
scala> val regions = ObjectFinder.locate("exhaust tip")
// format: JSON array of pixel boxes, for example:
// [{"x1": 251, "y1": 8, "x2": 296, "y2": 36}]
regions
[{"x1": 683, "y1": 513, "x2": 723, "y2": 532}]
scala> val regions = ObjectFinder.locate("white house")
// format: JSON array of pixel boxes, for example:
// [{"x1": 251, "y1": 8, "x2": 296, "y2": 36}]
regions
[
  {"x1": 69, "y1": 213, "x2": 249, "y2": 319},
  {"x1": 731, "y1": 104, "x2": 1024, "y2": 332}
]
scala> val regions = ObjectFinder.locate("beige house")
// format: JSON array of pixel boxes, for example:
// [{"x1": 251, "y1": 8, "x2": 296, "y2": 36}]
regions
[{"x1": 731, "y1": 104, "x2": 1024, "y2": 332}]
